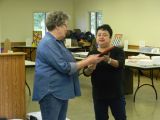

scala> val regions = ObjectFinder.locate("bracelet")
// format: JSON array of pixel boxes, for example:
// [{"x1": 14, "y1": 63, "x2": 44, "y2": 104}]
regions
[
  {"x1": 87, "y1": 67, "x2": 94, "y2": 72},
  {"x1": 107, "y1": 58, "x2": 112, "y2": 64}
]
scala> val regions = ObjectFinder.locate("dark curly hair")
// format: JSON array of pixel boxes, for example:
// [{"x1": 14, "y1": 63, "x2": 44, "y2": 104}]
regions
[{"x1": 96, "y1": 24, "x2": 113, "y2": 38}]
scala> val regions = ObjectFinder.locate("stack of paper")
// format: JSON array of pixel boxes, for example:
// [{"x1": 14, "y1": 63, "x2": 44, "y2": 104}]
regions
[{"x1": 152, "y1": 56, "x2": 160, "y2": 65}]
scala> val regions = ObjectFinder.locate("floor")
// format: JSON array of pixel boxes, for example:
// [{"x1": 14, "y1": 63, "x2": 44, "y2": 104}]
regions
[{"x1": 26, "y1": 67, "x2": 160, "y2": 120}]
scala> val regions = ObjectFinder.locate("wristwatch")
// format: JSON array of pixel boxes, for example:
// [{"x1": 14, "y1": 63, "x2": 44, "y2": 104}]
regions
[{"x1": 107, "y1": 58, "x2": 112, "y2": 64}]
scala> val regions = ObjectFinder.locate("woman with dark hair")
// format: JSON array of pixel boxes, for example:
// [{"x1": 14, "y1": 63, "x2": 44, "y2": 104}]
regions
[{"x1": 84, "y1": 24, "x2": 126, "y2": 120}]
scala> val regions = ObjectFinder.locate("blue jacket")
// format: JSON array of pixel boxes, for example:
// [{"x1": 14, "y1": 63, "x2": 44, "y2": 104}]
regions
[{"x1": 32, "y1": 32, "x2": 81, "y2": 101}]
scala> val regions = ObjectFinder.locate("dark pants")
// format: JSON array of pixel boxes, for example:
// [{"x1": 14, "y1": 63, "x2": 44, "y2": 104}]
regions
[
  {"x1": 39, "y1": 94, "x2": 68, "y2": 120},
  {"x1": 93, "y1": 96, "x2": 126, "y2": 120}
]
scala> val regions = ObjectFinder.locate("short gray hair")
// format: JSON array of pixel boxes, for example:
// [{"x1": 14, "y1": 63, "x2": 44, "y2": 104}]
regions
[{"x1": 46, "y1": 11, "x2": 69, "y2": 31}]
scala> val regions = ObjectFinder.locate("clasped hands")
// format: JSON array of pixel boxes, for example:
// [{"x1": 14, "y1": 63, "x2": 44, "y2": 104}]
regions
[{"x1": 86, "y1": 54, "x2": 110, "y2": 71}]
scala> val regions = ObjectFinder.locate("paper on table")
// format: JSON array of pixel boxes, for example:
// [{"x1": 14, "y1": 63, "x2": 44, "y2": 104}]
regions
[
  {"x1": 27, "y1": 111, "x2": 70, "y2": 120},
  {"x1": 65, "y1": 38, "x2": 72, "y2": 47}
]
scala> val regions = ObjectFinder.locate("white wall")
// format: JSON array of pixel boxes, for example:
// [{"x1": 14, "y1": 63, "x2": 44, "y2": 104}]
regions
[
  {"x1": 1, "y1": 0, "x2": 160, "y2": 47},
  {"x1": 0, "y1": 0, "x2": 74, "y2": 42},
  {"x1": 74, "y1": 0, "x2": 160, "y2": 47},
  {"x1": 0, "y1": 2, "x2": 2, "y2": 42}
]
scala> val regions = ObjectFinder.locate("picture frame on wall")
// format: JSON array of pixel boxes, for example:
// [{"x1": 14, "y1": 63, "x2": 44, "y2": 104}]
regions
[{"x1": 33, "y1": 31, "x2": 42, "y2": 46}]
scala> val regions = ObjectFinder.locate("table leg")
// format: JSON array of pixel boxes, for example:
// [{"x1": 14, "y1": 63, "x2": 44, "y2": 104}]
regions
[
  {"x1": 25, "y1": 81, "x2": 31, "y2": 96},
  {"x1": 133, "y1": 69, "x2": 158, "y2": 102},
  {"x1": 150, "y1": 69, "x2": 158, "y2": 100},
  {"x1": 133, "y1": 70, "x2": 141, "y2": 102}
]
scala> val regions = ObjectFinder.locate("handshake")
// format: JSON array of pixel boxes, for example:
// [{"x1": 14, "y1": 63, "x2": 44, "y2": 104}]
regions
[
  {"x1": 78, "y1": 46, "x2": 114, "y2": 71},
  {"x1": 85, "y1": 46, "x2": 115, "y2": 71},
  {"x1": 83, "y1": 54, "x2": 111, "y2": 76},
  {"x1": 86, "y1": 54, "x2": 110, "y2": 64},
  {"x1": 86, "y1": 46, "x2": 115, "y2": 65}
]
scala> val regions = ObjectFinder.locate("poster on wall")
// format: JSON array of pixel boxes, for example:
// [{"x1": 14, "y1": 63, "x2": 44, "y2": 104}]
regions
[{"x1": 33, "y1": 31, "x2": 42, "y2": 46}]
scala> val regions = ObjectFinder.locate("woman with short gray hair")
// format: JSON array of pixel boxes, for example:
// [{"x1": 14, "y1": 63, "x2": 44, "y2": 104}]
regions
[{"x1": 33, "y1": 11, "x2": 104, "y2": 120}]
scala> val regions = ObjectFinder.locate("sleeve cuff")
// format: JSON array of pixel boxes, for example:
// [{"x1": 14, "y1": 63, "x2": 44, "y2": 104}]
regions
[{"x1": 69, "y1": 62, "x2": 78, "y2": 75}]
